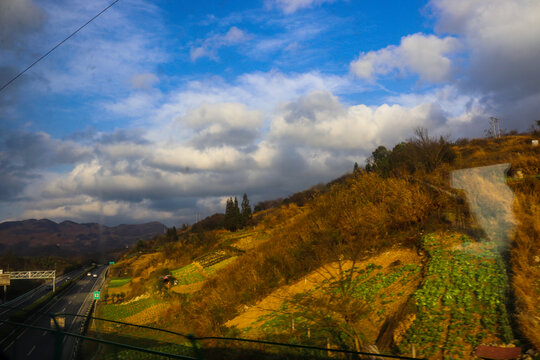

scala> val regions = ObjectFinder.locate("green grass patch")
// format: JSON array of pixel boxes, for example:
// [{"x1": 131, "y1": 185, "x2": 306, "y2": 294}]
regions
[
  {"x1": 101, "y1": 298, "x2": 162, "y2": 321},
  {"x1": 103, "y1": 343, "x2": 194, "y2": 360},
  {"x1": 171, "y1": 264, "x2": 205, "y2": 285},
  {"x1": 109, "y1": 278, "x2": 132, "y2": 288}
]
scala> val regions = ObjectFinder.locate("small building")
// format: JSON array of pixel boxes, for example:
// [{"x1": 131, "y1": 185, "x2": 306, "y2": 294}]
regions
[{"x1": 162, "y1": 275, "x2": 178, "y2": 287}]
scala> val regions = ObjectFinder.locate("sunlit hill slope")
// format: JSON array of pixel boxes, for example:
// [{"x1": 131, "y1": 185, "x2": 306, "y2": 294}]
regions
[{"x1": 97, "y1": 132, "x2": 539, "y2": 359}]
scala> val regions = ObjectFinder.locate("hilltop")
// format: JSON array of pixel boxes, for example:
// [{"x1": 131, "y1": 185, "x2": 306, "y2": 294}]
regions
[{"x1": 96, "y1": 132, "x2": 539, "y2": 359}]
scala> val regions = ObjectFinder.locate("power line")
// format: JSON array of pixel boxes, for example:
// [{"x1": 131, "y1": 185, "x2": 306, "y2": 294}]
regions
[{"x1": 0, "y1": 0, "x2": 121, "y2": 94}]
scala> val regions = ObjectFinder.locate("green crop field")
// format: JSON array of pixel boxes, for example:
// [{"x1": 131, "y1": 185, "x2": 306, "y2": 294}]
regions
[
  {"x1": 109, "y1": 277, "x2": 132, "y2": 288},
  {"x1": 398, "y1": 233, "x2": 512, "y2": 359},
  {"x1": 101, "y1": 298, "x2": 162, "y2": 321},
  {"x1": 171, "y1": 264, "x2": 205, "y2": 285}
]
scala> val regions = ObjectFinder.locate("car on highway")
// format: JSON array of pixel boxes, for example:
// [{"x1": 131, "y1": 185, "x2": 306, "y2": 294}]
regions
[
  {"x1": 87, "y1": 272, "x2": 91, "y2": 276},
  {"x1": 93, "y1": 274, "x2": 98, "y2": 277}
]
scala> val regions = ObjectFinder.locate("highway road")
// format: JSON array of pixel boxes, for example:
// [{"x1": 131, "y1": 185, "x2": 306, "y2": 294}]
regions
[
  {"x1": 0, "y1": 265, "x2": 107, "y2": 360},
  {"x1": 0, "y1": 268, "x2": 84, "y2": 320}
]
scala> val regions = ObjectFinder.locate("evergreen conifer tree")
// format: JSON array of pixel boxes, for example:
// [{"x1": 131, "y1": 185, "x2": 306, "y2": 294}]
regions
[
  {"x1": 233, "y1": 197, "x2": 241, "y2": 230},
  {"x1": 224, "y1": 195, "x2": 250, "y2": 231},
  {"x1": 224, "y1": 197, "x2": 234, "y2": 231},
  {"x1": 224, "y1": 197, "x2": 241, "y2": 231},
  {"x1": 241, "y1": 193, "x2": 252, "y2": 226},
  {"x1": 166, "y1": 226, "x2": 178, "y2": 241}
]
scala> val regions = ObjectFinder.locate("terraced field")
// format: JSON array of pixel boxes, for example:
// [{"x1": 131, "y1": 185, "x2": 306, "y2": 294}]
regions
[
  {"x1": 206, "y1": 256, "x2": 237, "y2": 276},
  {"x1": 255, "y1": 261, "x2": 421, "y2": 338},
  {"x1": 109, "y1": 277, "x2": 132, "y2": 288},
  {"x1": 221, "y1": 228, "x2": 271, "y2": 250},
  {"x1": 397, "y1": 233, "x2": 512, "y2": 359},
  {"x1": 101, "y1": 297, "x2": 163, "y2": 321},
  {"x1": 171, "y1": 264, "x2": 205, "y2": 285},
  {"x1": 226, "y1": 248, "x2": 423, "y2": 345}
]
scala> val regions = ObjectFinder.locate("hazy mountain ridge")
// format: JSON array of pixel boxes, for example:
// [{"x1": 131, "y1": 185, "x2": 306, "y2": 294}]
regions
[{"x1": 0, "y1": 219, "x2": 167, "y2": 256}]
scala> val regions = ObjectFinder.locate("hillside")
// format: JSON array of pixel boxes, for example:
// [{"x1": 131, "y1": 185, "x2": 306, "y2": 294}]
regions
[
  {"x1": 96, "y1": 133, "x2": 539, "y2": 359},
  {"x1": 0, "y1": 219, "x2": 167, "y2": 256}
]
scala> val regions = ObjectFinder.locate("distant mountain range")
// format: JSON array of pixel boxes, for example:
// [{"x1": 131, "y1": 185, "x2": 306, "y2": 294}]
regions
[{"x1": 0, "y1": 219, "x2": 167, "y2": 257}]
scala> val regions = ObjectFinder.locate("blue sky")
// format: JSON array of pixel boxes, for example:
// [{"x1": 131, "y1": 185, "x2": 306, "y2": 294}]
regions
[{"x1": 1, "y1": 0, "x2": 539, "y2": 226}]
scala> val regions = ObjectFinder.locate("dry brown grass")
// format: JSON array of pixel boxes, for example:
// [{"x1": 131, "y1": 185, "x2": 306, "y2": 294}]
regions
[
  {"x1": 166, "y1": 173, "x2": 434, "y2": 337},
  {"x1": 454, "y1": 135, "x2": 539, "y2": 172},
  {"x1": 511, "y1": 188, "x2": 540, "y2": 349},
  {"x1": 226, "y1": 247, "x2": 421, "y2": 344}
]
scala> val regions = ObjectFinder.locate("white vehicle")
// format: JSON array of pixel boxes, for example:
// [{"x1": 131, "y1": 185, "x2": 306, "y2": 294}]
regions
[
  {"x1": 87, "y1": 272, "x2": 91, "y2": 276},
  {"x1": 93, "y1": 274, "x2": 98, "y2": 278}
]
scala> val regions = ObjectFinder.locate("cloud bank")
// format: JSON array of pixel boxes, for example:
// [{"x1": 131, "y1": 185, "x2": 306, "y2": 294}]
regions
[{"x1": 1, "y1": 0, "x2": 539, "y2": 226}]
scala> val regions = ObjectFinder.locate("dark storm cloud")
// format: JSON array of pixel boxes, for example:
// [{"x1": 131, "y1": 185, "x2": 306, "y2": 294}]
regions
[
  {"x1": 3, "y1": 131, "x2": 92, "y2": 168},
  {"x1": 0, "y1": 155, "x2": 28, "y2": 201},
  {"x1": 66, "y1": 127, "x2": 98, "y2": 143},
  {"x1": 148, "y1": 197, "x2": 199, "y2": 212},
  {"x1": 0, "y1": 0, "x2": 46, "y2": 51},
  {"x1": 0, "y1": 129, "x2": 93, "y2": 200},
  {"x1": 0, "y1": 65, "x2": 30, "y2": 110},
  {"x1": 97, "y1": 129, "x2": 150, "y2": 145},
  {"x1": 429, "y1": 0, "x2": 540, "y2": 130}
]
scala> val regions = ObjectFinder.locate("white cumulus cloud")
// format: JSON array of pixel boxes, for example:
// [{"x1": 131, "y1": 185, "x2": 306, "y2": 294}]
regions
[{"x1": 350, "y1": 33, "x2": 460, "y2": 83}]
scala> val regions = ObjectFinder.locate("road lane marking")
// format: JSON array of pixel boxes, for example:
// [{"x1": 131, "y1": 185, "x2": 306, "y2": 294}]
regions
[
  {"x1": 5, "y1": 341, "x2": 14, "y2": 351},
  {"x1": 27, "y1": 345, "x2": 36, "y2": 356},
  {"x1": 42, "y1": 330, "x2": 48, "y2": 336}
]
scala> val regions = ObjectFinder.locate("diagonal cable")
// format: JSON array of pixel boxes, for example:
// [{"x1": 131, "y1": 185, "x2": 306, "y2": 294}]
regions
[{"x1": 0, "y1": 0, "x2": 121, "y2": 94}]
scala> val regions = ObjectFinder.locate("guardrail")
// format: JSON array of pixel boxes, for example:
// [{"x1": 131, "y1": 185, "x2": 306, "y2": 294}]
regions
[{"x1": 71, "y1": 267, "x2": 106, "y2": 360}]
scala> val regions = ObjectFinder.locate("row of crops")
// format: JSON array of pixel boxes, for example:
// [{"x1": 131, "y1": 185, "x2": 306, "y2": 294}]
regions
[
  {"x1": 398, "y1": 233, "x2": 512, "y2": 359},
  {"x1": 171, "y1": 264, "x2": 205, "y2": 285},
  {"x1": 254, "y1": 261, "x2": 420, "y2": 337},
  {"x1": 171, "y1": 256, "x2": 238, "y2": 285},
  {"x1": 100, "y1": 297, "x2": 163, "y2": 321}
]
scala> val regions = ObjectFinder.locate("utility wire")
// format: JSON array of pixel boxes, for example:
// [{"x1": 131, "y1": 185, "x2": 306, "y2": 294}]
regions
[{"x1": 0, "y1": 0, "x2": 121, "y2": 94}]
